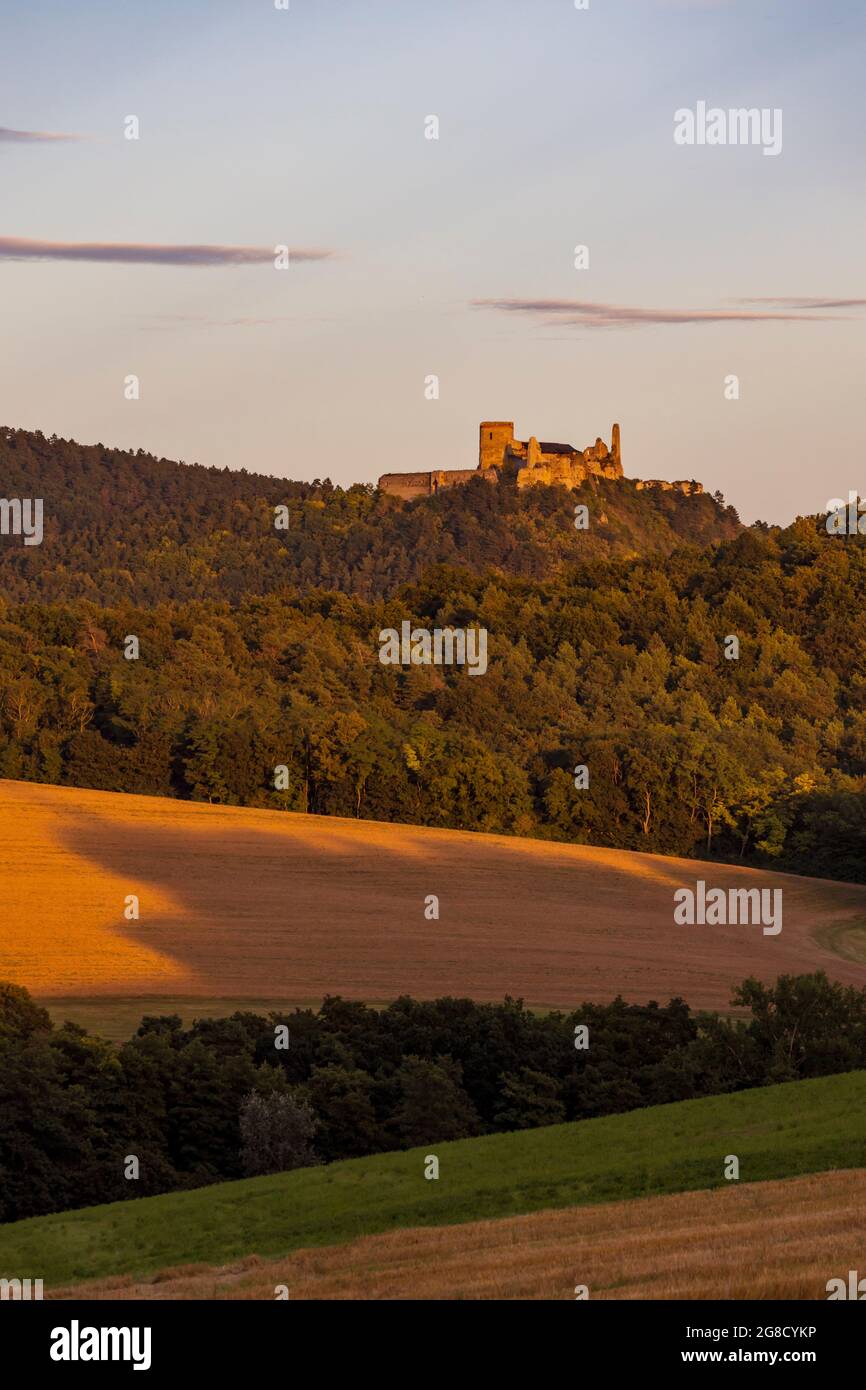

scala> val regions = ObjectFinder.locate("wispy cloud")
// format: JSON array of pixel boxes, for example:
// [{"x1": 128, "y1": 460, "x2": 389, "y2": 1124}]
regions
[
  {"x1": 140, "y1": 314, "x2": 295, "y2": 330},
  {"x1": 0, "y1": 238, "x2": 336, "y2": 267},
  {"x1": 472, "y1": 297, "x2": 855, "y2": 330},
  {"x1": 735, "y1": 296, "x2": 866, "y2": 311},
  {"x1": 0, "y1": 127, "x2": 87, "y2": 143}
]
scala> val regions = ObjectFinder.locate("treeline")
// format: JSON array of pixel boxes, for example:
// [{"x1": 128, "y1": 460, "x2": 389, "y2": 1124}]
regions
[
  {"x1": 1, "y1": 973, "x2": 864, "y2": 1224},
  {"x1": 2, "y1": 522, "x2": 866, "y2": 877},
  {"x1": 0, "y1": 426, "x2": 739, "y2": 604}
]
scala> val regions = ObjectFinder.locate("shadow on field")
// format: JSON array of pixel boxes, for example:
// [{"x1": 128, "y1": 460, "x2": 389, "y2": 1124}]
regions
[{"x1": 43, "y1": 788, "x2": 866, "y2": 1010}]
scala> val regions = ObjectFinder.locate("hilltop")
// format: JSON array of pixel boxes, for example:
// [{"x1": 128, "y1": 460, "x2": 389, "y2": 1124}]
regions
[{"x1": 0, "y1": 425, "x2": 741, "y2": 605}]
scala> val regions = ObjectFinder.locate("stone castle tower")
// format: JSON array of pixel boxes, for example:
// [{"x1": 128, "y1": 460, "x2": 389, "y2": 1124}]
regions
[
  {"x1": 377, "y1": 421, "x2": 700, "y2": 501},
  {"x1": 479, "y1": 422, "x2": 516, "y2": 472}
]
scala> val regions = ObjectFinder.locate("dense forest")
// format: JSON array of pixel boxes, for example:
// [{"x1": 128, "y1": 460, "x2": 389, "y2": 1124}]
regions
[
  {"x1": 1, "y1": 427, "x2": 865, "y2": 879},
  {"x1": 2, "y1": 972, "x2": 864, "y2": 1223}
]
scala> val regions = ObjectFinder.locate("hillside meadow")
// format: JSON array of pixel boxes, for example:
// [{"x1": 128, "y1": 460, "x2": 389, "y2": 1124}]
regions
[{"x1": 2, "y1": 1071, "x2": 863, "y2": 1289}]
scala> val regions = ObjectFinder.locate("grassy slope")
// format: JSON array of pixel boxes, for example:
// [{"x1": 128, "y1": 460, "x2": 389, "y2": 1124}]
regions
[{"x1": 2, "y1": 1071, "x2": 865, "y2": 1288}]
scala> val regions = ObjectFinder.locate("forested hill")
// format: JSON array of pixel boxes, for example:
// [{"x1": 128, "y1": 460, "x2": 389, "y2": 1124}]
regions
[
  {"x1": 0, "y1": 426, "x2": 741, "y2": 603},
  {"x1": 5, "y1": 425, "x2": 866, "y2": 884}
]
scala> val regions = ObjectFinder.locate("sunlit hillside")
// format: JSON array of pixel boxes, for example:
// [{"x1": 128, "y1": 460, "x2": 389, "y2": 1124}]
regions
[{"x1": 3, "y1": 779, "x2": 865, "y2": 1015}]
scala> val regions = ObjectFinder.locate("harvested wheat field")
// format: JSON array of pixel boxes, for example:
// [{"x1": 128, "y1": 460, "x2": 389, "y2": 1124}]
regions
[
  {"x1": 2, "y1": 778, "x2": 866, "y2": 1011},
  {"x1": 52, "y1": 1169, "x2": 866, "y2": 1300}
]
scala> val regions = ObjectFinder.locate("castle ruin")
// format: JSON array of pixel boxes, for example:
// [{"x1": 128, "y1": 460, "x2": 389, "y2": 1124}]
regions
[{"x1": 378, "y1": 422, "x2": 702, "y2": 500}]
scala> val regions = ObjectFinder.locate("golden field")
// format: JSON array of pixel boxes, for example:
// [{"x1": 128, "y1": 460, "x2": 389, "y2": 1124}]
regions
[
  {"x1": 2, "y1": 777, "x2": 866, "y2": 1015},
  {"x1": 52, "y1": 1169, "x2": 866, "y2": 1300}
]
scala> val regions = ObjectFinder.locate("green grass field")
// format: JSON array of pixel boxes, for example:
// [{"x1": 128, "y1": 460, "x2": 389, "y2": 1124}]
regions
[{"x1": 2, "y1": 1071, "x2": 865, "y2": 1289}]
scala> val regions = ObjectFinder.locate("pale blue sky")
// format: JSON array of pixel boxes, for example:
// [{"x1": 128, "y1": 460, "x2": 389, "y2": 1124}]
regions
[{"x1": 1, "y1": 0, "x2": 864, "y2": 522}]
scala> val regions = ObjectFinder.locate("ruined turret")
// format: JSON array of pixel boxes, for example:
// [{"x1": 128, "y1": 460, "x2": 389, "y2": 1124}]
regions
[{"x1": 479, "y1": 422, "x2": 514, "y2": 471}]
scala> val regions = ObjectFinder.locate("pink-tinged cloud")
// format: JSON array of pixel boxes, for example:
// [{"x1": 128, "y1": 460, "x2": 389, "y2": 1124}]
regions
[
  {"x1": 0, "y1": 238, "x2": 335, "y2": 266},
  {"x1": 0, "y1": 127, "x2": 87, "y2": 143},
  {"x1": 472, "y1": 298, "x2": 850, "y2": 330},
  {"x1": 735, "y1": 297, "x2": 866, "y2": 310}
]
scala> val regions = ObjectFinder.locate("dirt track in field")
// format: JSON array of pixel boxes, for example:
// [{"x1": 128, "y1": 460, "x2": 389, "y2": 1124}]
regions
[
  {"x1": 52, "y1": 1169, "x2": 866, "y2": 1300},
  {"x1": 2, "y1": 778, "x2": 865, "y2": 1010}
]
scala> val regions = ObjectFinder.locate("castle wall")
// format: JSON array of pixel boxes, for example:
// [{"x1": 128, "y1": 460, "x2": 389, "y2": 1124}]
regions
[
  {"x1": 379, "y1": 468, "x2": 495, "y2": 502},
  {"x1": 434, "y1": 468, "x2": 486, "y2": 490},
  {"x1": 635, "y1": 479, "x2": 703, "y2": 495},
  {"x1": 379, "y1": 472, "x2": 434, "y2": 501},
  {"x1": 516, "y1": 456, "x2": 588, "y2": 490},
  {"x1": 514, "y1": 433, "x2": 623, "y2": 490}
]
